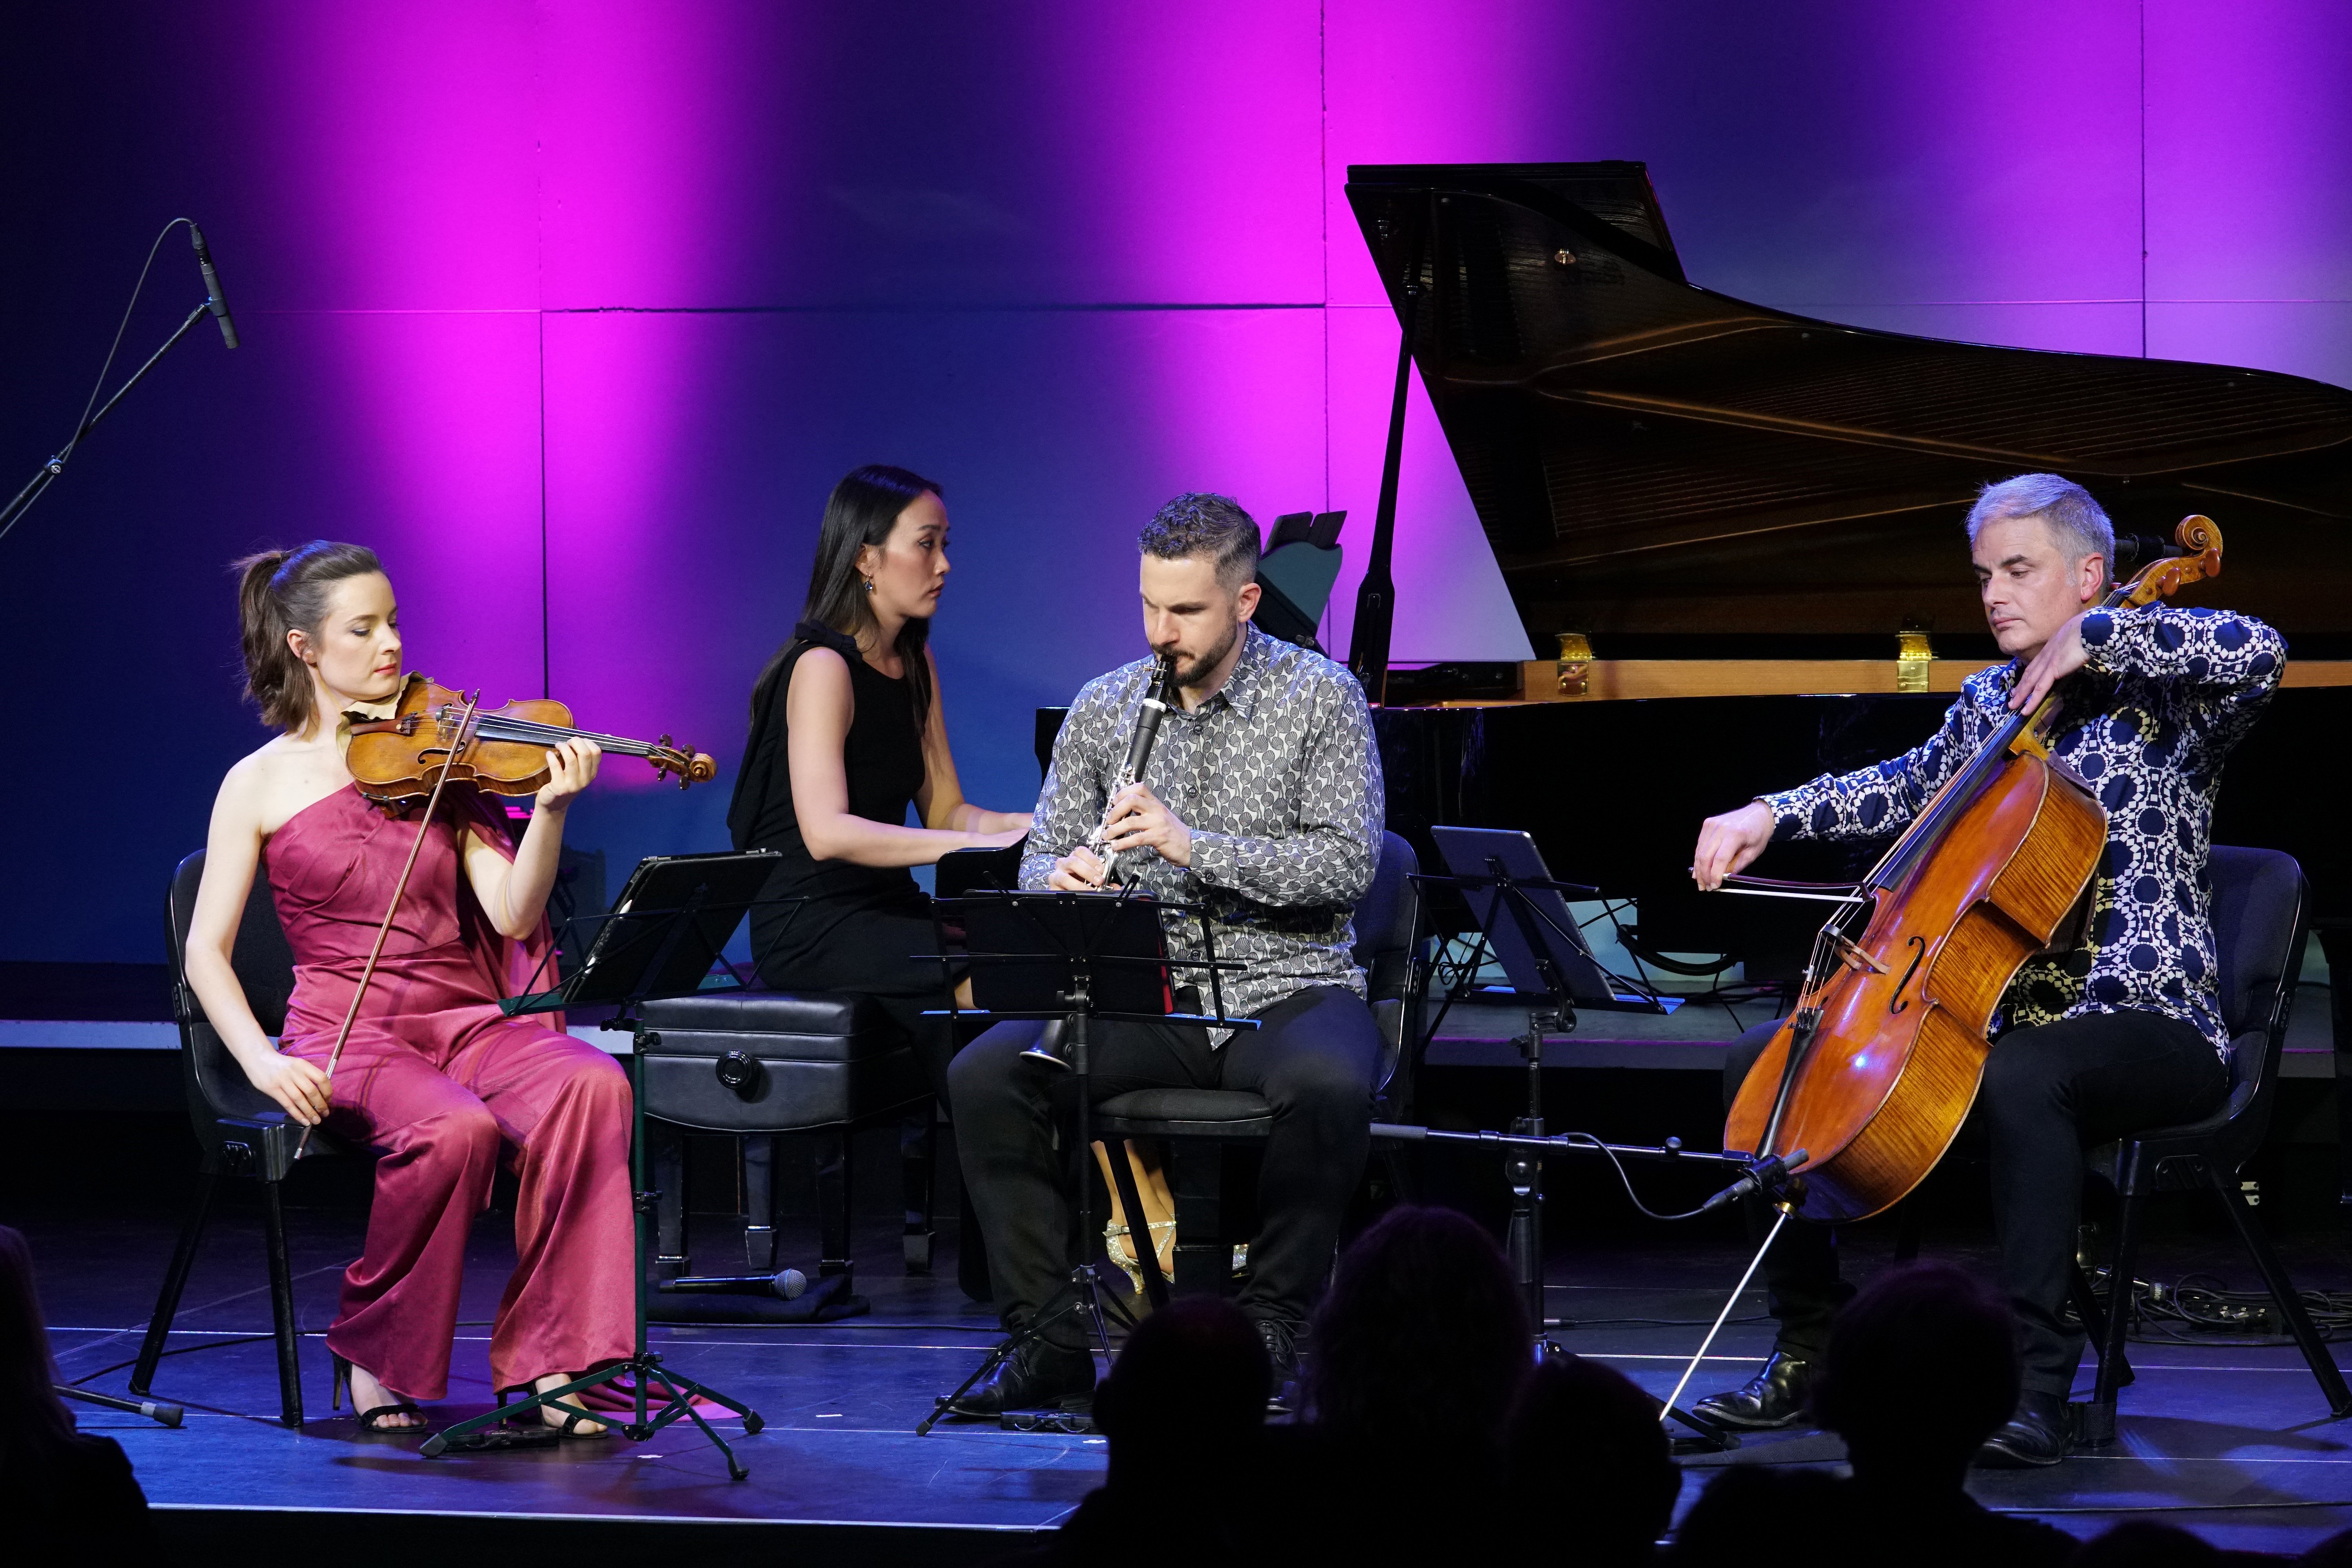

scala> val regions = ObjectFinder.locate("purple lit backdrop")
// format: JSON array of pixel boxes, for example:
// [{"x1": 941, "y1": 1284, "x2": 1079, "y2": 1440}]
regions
[{"x1": 1, "y1": 2, "x2": 2346, "y2": 961}]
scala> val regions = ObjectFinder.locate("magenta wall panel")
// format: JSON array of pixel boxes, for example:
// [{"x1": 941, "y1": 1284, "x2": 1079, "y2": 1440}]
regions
[{"x1": 2, "y1": 0, "x2": 2347, "y2": 960}]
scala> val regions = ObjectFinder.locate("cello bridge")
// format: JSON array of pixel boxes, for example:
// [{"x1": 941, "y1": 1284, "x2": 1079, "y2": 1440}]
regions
[{"x1": 1831, "y1": 934, "x2": 1888, "y2": 975}]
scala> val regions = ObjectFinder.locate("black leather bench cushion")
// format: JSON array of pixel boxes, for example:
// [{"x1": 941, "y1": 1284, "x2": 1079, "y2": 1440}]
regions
[
  {"x1": 640, "y1": 990, "x2": 873, "y2": 1036},
  {"x1": 635, "y1": 989, "x2": 923, "y2": 1132}
]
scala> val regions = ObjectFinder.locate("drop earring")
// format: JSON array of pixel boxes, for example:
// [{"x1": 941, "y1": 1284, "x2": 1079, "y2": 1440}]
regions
[{"x1": 862, "y1": 578, "x2": 876, "y2": 594}]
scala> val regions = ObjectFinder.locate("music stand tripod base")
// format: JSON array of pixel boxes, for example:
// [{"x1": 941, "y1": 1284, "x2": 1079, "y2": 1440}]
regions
[
  {"x1": 421, "y1": 853, "x2": 779, "y2": 1477},
  {"x1": 915, "y1": 890, "x2": 1253, "y2": 1437}
]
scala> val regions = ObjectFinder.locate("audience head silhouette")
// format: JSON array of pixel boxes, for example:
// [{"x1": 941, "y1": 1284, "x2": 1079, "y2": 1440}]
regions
[
  {"x1": 1668, "y1": 1465, "x2": 1840, "y2": 1566},
  {"x1": 1508, "y1": 1353, "x2": 1680, "y2": 1563},
  {"x1": 1810, "y1": 1261, "x2": 2017, "y2": 1486},
  {"x1": 1091, "y1": 1296, "x2": 1268, "y2": 1490},
  {"x1": 0, "y1": 1225, "x2": 75, "y2": 1466},
  {"x1": 1307, "y1": 1203, "x2": 1530, "y2": 1448}
]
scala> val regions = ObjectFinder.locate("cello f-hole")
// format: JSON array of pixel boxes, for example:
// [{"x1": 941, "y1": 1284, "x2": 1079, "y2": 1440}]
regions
[{"x1": 1889, "y1": 935, "x2": 1929, "y2": 1014}]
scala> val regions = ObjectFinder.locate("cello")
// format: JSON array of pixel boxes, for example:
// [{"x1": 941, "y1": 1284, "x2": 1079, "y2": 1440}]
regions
[{"x1": 1722, "y1": 516, "x2": 2226, "y2": 1223}]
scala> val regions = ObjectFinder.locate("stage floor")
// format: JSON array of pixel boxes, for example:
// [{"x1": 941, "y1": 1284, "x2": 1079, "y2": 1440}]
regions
[{"x1": 24, "y1": 1188, "x2": 2352, "y2": 1559}]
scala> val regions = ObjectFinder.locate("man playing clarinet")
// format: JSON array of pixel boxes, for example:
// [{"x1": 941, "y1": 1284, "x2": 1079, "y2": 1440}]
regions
[
  {"x1": 947, "y1": 492, "x2": 1385, "y2": 1416},
  {"x1": 1688, "y1": 474, "x2": 2283, "y2": 1465}
]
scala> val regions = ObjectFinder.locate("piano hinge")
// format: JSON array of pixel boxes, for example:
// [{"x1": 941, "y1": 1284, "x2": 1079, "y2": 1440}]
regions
[
  {"x1": 1556, "y1": 632, "x2": 1593, "y2": 697},
  {"x1": 1896, "y1": 624, "x2": 1933, "y2": 693}
]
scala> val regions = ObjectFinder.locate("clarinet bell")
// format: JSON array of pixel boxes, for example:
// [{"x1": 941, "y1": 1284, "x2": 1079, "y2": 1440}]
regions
[{"x1": 1020, "y1": 1018, "x2": 1073, "y2": 1071}]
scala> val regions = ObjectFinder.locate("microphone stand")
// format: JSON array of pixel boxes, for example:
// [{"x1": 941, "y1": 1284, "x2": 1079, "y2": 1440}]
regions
[{"x1": 0, "y1": 298, "x2": 214, "y2": 544}]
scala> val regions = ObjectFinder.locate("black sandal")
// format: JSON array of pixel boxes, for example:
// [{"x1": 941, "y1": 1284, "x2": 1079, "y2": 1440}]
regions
[
  {"x1": 543, "y1": 1404, "x2": 610, "y2": 1439},
  {"x1": 332, "y1": 1353, "x2": 424, "y2": 1434},
  {"x1": 497, "y1": 1379, "x2": 612, "y2": 1439}
]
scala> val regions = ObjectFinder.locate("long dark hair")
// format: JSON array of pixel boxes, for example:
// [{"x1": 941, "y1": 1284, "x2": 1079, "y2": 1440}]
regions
[
  {"x1": 753, "y1": 465, "x2": 941, "y2": 730},
  {"x1": 232, "y1": 541, "x2": 385, "y2": 733}
]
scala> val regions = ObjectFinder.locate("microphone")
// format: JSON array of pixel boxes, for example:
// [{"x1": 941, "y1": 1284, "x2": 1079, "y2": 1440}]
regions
[
  {"x1": 1697, "y1": 1149, "x2": 1808, "y2": 1214},
  {"x1": 657, "y1": 1267, "x2": 809, "y2": 1300},
  {"x1": 188, "y1": 223, "x2": 239, "y2": 349}
]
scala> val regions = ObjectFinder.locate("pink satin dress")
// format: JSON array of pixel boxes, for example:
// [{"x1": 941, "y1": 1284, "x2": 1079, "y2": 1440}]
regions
[{"x1": 265, "y1": 784, "x2": 633, "y2": 1401}]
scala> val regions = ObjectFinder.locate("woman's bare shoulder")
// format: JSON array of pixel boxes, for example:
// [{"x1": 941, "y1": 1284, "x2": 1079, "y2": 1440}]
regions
[
  {"x1": 219, "y1": 733, "x2": 348, "y2": 836},
  {"x1": 795, "y1": 644, "x2": 851, "y2": 680},
  {"x1": 787, "y1": 644, "x2": 854, "y2": 709}
]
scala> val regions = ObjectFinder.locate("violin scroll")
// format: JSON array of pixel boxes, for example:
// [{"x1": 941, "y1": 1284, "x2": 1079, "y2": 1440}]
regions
[
  {"x1": 647, "y1": 735, "x2": 718, "y2": 789},
  {"x1": 2117, "y1": 515, "x2": 2223, "y2": 608}
]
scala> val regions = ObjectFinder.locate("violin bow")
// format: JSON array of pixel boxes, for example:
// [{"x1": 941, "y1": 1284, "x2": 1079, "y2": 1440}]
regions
[{"x1": 295, "y1": 691, "x2": 483, "y2": 1159}]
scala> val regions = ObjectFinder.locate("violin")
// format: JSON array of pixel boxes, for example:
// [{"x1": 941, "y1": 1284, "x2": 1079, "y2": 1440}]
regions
[
  {"x1": 1722, "y1": 516, "x2": 2225, "y2": 1223},
  {"x1": 346, "y1": 673, "x2": 716, "y2": 806},
  {"x1": 295, "y1": 674, "x2": 714, "y2": 1159}
]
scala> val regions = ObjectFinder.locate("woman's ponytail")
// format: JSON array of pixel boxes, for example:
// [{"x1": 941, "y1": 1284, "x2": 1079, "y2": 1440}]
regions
[{"x1": 230, "y1": 541, "x2": 384, "y2": 733}]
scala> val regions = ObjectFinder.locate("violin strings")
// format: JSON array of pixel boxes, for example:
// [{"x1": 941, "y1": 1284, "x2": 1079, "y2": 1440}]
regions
[{"x1": 449, "y1": 712, "x2": 658, "y2": 754}]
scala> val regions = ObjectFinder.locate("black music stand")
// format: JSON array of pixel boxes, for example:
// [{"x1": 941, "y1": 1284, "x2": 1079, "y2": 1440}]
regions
[
  {"x1": 499, "y1": 848, "x2": 784, "y2": 1016},
  {"x1": 914, "y1": 888, "x2": 1254, "y2": 1436},
  {"x1": 1426, "y1": 827, "x2": 1626, "y2": 1344},
  {"x1": 1423, "y1": 826, "x2": 1735, "y2": 1452},
  {"x1": 422, "y1": 849, "x2": 786, "y2": 1479}
]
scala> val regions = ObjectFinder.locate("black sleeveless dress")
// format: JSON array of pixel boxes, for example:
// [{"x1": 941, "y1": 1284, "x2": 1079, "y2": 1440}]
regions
[{"x1": 726, "y1": 620, "x2": 958, "y2": 1093}]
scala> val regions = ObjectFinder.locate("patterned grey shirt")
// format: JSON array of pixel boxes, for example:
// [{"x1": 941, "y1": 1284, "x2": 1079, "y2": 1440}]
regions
[
  {"x1": 1021, "y1": 623, "x2": 1385, "y2": 1028},
  {"x1": 1761, "y1": 604, "x2": 2284, "y2": 1056}
]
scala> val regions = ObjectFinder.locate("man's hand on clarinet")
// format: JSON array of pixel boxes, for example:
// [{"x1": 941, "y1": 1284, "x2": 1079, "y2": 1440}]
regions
[
  {"x1": 1049, "y1": 845, "x2": 1110, "y2": 891},
  {"x1": 1100, "y1": 783, "x2": 1192, "y2": 868},
  {"x1": 248, "y1": 1050, "x2": 333, "y2": 1126},
  {"x1": 1692, "y1": 800, "x2": 1775, "y2": 892}
]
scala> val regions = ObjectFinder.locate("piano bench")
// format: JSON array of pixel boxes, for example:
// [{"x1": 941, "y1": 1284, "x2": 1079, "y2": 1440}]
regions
[{"x1": 636, "y1": 991, "x2": 935, "y2": 1289}]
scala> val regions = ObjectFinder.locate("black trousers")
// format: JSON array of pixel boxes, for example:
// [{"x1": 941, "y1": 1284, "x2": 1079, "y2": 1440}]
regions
[
  {"x1": 1724, "y1": 1007, "x2": 2225, "y2": 1394},
  {"x1": 757, "y1": 896, "x2": 961, "y2": 1101},
  {"x1": 947, "y1": 984, "x2": 1379, "y2": 1345}
]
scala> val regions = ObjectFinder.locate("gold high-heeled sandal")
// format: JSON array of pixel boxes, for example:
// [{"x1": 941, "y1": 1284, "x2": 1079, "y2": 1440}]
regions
[{"x1": 1103, "y1": 1218, "x2": 1178, "y2": 1294}]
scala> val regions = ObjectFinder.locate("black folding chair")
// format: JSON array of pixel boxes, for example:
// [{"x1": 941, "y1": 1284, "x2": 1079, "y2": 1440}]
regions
[
  {"x1": 2077, "y1": 844, "x2": 2352, "y2": 1443},
  {"x1": 132, "y1": 850, "x2": 368, "y2": 1428},
  {"x1": 1093, "y1": 830, "x2": 1425, "y2": 1302}
]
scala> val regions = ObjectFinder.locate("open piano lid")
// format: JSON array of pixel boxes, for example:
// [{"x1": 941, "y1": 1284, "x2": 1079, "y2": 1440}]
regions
[{"x1": 1344, "y1": 162, "x2": 2352, "y2": 655}]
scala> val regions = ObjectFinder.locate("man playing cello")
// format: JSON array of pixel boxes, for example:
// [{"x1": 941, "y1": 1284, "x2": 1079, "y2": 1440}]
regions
[{"x1": 1688, "y1": 474, "x2": 2283, "y2": 1465}]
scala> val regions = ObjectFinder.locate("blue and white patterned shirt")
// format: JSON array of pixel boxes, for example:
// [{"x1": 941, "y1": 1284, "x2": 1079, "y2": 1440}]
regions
[
  {"x1": 1022, "y1": 624, "x2": 1385, "y2": 1026},
  {"x1": 1760, "y1": 605, "x2": 2285, "y2": 1054}
]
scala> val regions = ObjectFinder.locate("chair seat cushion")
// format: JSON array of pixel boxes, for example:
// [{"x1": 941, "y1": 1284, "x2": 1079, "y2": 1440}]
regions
[
  {"x1": 1094, "y1": 1088, "x2": 1273, "y2": 1136},
  {"x1": 2085, "y1": 1029, "x2": 2265, "y2": 1194}
]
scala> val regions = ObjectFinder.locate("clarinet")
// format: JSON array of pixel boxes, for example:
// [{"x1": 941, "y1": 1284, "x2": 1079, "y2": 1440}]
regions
[
  {"x1": 1022, "y1": 655, "x2": 1178, "y2": 1070},
  {"x1": 1083, "y1": 653, "x2": 1178, "y2": 885}
]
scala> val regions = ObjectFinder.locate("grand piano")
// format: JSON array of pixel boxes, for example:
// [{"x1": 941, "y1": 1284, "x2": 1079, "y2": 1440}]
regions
[{"x1": 1342, "y1": 162, "x2": 2352, "y2": 995}]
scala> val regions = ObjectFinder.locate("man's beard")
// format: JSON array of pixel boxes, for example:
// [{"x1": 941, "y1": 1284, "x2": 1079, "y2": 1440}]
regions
[{"x1": 1170, "y1": 624, "x2": 1240, "y2": 690}]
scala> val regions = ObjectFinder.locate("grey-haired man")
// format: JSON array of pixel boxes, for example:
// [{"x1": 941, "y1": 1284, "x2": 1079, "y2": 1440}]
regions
[{"x1": 1690, "y1": 474, "x2": 2283, "y2": 1465}]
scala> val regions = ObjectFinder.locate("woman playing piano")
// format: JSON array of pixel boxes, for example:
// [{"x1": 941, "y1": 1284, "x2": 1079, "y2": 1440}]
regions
[{"x1": 727, "y1": 465, "x2": 1031, "y2": 1098}]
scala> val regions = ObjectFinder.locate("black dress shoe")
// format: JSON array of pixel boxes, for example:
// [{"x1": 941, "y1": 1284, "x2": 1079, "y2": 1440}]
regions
[
  {"x1": 1690, "y1": 1351, "x2": 1813, "y2": 1430},
  {"x1": 947, "y1": 1336, "x2": 1097, "y2": 1419},
  {"x1": 1255, "y1": 1317, "x2": 1303, "y2": 1413},
  {"x1": 1976, "y1": 1389, "x2": 2073, "y2": 1467}
]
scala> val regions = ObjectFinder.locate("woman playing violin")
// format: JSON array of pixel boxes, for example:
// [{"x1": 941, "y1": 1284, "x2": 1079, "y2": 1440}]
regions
[
  {"x1": 182, "y1": 541, "x2": 631, "y2": 1434},
  {"x1": 728, "y1": 466, "x2": 1031, "y2": 1097}
]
